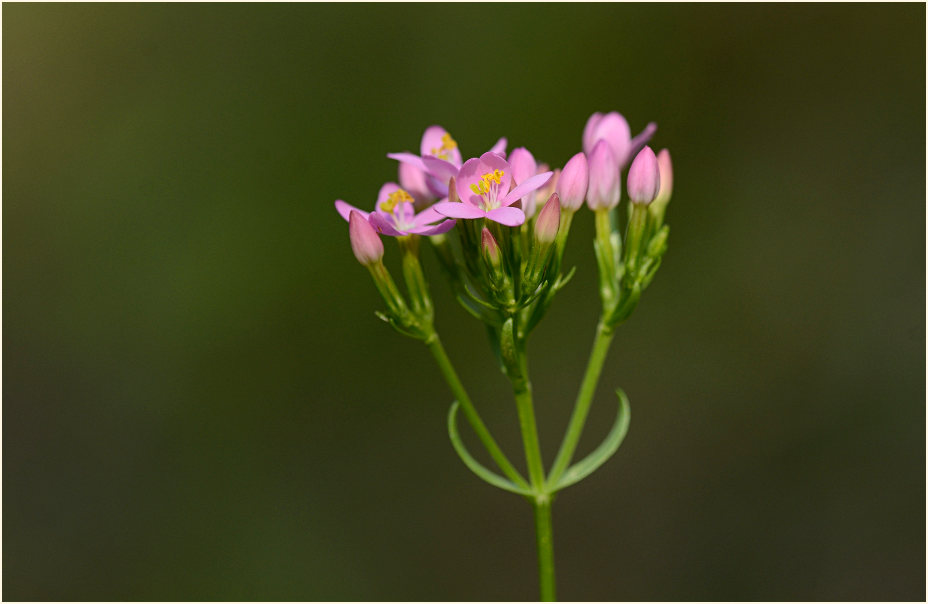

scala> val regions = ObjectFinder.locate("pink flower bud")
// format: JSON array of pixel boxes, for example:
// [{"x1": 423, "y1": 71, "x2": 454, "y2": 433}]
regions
[
  {"x1": 556, "y1": 152, "x2": 588, "y2": 211},
  {"x1": 349, "y1": 210, "x2": 383, "y2": 266},
  {"x1": 508, "y1": 147, "x2": 537, "y2": 185},
  {"x1": 656, "y1": 148, "x2": 673, "y2": 202},
  {"x1": 583, "y1": 111, "x2": 631, "y2": 163},
  {"x1": 587, "y1": 140, "x2": 620, "y2": 210},
  {"x1": 534, "y1": 193, "x2": 561, "y2": 244},
  {"x1": 627, "y1": 146, "x2": 661, "y2": 205},
  {"x1": 480, "y1": 227, "x2": 501, "y2": 266}
]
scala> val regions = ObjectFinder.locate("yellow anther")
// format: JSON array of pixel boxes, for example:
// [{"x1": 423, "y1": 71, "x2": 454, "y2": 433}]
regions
[
  {"x1": 469, "y1": 170, "x2": 505, "y2": 197},
  {"x1": 470, "y1": 181, "x2": 489, "y2": 195},
  {"x1": 379, "y1": 189, "x2": 414, "y2": 213},
  {"x1": 430, "y1": 132, "x2": 459, "y2": 159}
]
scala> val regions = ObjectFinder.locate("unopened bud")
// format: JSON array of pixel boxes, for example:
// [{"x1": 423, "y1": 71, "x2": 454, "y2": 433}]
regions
[
  {"x1": 349, "y1": 210, "x2": 384, "y2": 266},
  {"x1": 481, "y1": 227, "x2": 501, "y2": 267},
  {"x1": 534, "y1": 193, "x2": 561, "y2": 245},
  {"x1": 627, "y1": 146, "x2": 661, "y2": 205},
  {"x1": 652, "y1": 149, "x2": 673, "y2": 209},
  {"x1": 556, "y1": 152, "x2": 588, "y2": 211},
  {"x1": 587, "y1": 140, "x2": 621, "y2": 210}
]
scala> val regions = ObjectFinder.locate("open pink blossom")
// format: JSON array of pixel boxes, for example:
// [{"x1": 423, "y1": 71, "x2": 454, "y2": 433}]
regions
[
  {"x1": 432, "y1": 152, "x2": 552, "y2": 227},
  {"x1": 335, "y1": 182, "x2": 456, "y2": 237},
  {"x1": 583, "y1": 111, "x2": 657, "y2": 169},
  {"x1": 388, "y1": 126, "x2": 507, "y2": 198}
]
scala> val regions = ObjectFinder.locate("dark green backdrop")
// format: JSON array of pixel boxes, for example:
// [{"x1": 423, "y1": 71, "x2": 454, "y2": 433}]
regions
[{"x1": 4, "y1": 3, "x2": 925, "y2": 601}]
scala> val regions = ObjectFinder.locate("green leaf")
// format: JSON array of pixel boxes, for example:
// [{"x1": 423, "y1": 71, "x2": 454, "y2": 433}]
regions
[
  {"x1": 554, "y1": 265, "x2": 577, "y2": 291},
  {"x1": 552, "y1": 389, "x2": 631, "y2": 492},
  {"x1": 447, "y1": 402, "x2": 533, "y2": 496}
]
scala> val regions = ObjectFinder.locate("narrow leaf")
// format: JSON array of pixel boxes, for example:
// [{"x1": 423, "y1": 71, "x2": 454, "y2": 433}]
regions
[
  {"x1": 553, "y1": 389, "x2": 631, "y2": 491},
  {"x1": 447, "y1": 402, "x2": 533, "y2": 496}
]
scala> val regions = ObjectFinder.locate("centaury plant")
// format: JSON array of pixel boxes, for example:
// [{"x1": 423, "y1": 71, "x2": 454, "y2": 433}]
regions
[{"x1": 335, "y1": 112, "x2": 673, "y2": 601}]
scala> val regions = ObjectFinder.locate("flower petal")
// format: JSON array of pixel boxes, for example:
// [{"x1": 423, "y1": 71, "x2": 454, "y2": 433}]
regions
[
  {"x1": 486, "y1": 206, "x2": 525, "y2": 227},
  {"x1": 408, "y1": 219, "x2": 457, "y2": 236},
  {"x1": 432, "y1": 201, "x2": 487, "y2": 220},
  {"x1": 626, "y1": 122, "x2": 658, "y2": 167},
  {"x1": 368, "y1": 212, "x2": 404, "y2": 237},
  {"x1": 508, "y1": 147, "x2": 537, "y2": 185},
  {"x1": 387, "y1": 152, "x2": 428, "y2": 172},
  {"x1": 582, "y1": 112, "x2": 603, "y2": 156},
  {"x1": 490, "y1": 137, "x2": 508, "y2": 158},
  {"x1": 420, "y1": 125, "x2": 462, "y2": 166},
  {"x1": 502, "y1": 171, "x2": 553, "y2": 206},
  {"x1": 455, "y1": 157, "x2": 484, "y2": 206},
  {"x1": 376, "y1": 182, "x2": 401, "y2": 209},
  {"x1": 335, "y1": 200, "x2": 367, "y2": 222},
  {"x1": 422, "y1": 155, "x2": 459, "y2": 182},
  {"x1": 412, "y1": 206, "x2": 445, "y2": 226}
]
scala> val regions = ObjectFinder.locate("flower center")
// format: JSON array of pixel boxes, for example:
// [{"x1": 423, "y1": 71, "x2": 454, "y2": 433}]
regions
[
  {"x1": 429, "y1": 133, "x2": 458, "y2": 160},
  {"x1": 379, "y1": 189, "x2": 415, "y2": 213},
  {"x1": 469, "y1": 169, "x2": 505, "y2": 209}
]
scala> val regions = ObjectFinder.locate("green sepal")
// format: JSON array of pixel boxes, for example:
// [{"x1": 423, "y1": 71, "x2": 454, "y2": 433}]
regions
[
  {"x1": 448, "y1": 402, "x2": 533, "y2": 496},
  {"x1": 550, "y1": 388, "x2": 630, "y2": 492}
]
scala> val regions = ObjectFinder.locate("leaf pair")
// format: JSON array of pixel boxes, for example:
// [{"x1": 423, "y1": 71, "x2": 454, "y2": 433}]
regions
[{"x1": 446, "y1": 389, "x2": 631, "y2": 496}]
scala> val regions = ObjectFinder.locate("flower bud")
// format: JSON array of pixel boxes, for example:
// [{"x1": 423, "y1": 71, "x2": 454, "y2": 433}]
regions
[
  {"x1": 627, "y1": 146, "x2": 661, "y2": 205},
  {"x1": 556, "y1": 152, "x2": 588, "y2": 211},
  {"x1": 655, "y1": 149, "x2": 673, "y2": 204},
  {"x1": 534, "y1": 193, "x2": 561, "y2": 244},
  {"x1": 349, "y1": 210, "x2": 383, "y2": 266},
  {"x1": 583, "y1": 111, "x2": 631, "y2": 161},
  {"x1": 587, "y1": 140, "x2": 621, "y2": 210},
  {"x1": 508, "y1": 147, "x2": 537, "y2": 185},
  {"x1": 480, "y1": 227, "x2": 501, "y2": 267}
]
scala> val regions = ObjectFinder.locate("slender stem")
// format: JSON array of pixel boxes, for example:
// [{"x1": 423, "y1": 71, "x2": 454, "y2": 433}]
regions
[
  {"x1": 534, "y1": 497, "x2": 556, "y2": 601},
  {"x1": 509, "y1": 345, "x2": 556, "y2": 600},
  {"x1": 425, "y1": 335, "x2": 530, "y2": 490},
  {"x1": 513, "y1": 378, "x2": 546, "y2": 491},
  {"x1": 547, "y1": 320, "x2": 615, "y2": 487}
]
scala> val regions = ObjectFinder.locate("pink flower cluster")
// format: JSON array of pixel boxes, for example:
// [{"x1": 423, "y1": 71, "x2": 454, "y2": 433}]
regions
[{"x1": 336, "y1": 114, "x2": 673, "y2": 266}]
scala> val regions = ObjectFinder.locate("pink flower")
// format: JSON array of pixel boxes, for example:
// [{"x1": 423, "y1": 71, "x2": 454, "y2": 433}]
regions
[
  {"x1": 583, "y1": 111, "x2": 657, "y2": 169},
  {"x1": 586, "y1": 141, "x2": 621, "y2": 210},
  {"x1": 348, "y1": 210, "x2": 383, "y2": 266},
  {"x1": 556, "y1": 152, "x2": 589, "y2": 211},
  {"x1": 432, "y1": 152, "x2": 552, "y2": 227},
  {"x1": 626, "y1": 146, "x2": 661, "y2": 205},
  {"x1": 388, "y1": 126, "x2": 507, "y2": 198},
  {"x1": 335, "y1": 182, "x2": 456, "y2": 237}
]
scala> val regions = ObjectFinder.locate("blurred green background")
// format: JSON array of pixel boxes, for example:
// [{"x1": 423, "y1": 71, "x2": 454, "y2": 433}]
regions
[{"x1": 4, "y1": 3, "x2": 924, "y2": 601}]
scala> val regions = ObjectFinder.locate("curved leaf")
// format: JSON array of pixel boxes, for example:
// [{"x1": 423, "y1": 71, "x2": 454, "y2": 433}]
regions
[
  {"x1": 552, "y1": 389, "x2": 631, "y2": 492},
  {"x1": 447, "y1": 402, "x2": 533, "y2": 496}
]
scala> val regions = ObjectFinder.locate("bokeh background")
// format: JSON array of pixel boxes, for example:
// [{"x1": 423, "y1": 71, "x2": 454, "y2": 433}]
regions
[{"x1": 4, "y1": 3, "x2": 925, "y2": 601}]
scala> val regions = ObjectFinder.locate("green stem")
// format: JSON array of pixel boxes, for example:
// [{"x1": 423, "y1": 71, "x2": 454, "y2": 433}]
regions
[
  {"x1": 425, "y1": 335, "x2": 530, "y2": 491},
  {"x1": 534, "y1": 497, "x2": 556, "y2": 601},
  {"x1": 547, "y1": 320, "x2": 615, "y2": 487},
  {"x1": 509, "y1": 345, "x2": 556, "y2": 601},
  {"x1": 513, "y1": 378, "x2": 546, "y2": 491}
]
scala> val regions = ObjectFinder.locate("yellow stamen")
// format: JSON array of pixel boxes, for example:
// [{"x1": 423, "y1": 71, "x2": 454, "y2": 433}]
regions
[
  {"x1": 469, "y1": 169, "x2": 505, "y2": 196},
  {"x1": 379, "y1": 188, "x2": 414, "y2": 213},
  {"x1": 430, "y1": 132, "x2": 459, "y2": 159}
]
